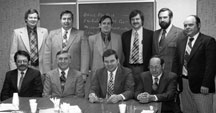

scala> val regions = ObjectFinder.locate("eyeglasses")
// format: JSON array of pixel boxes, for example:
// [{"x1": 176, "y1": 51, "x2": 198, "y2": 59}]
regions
[{"x1": 17, "y1": 60, "x2": 28, "y2": 64}]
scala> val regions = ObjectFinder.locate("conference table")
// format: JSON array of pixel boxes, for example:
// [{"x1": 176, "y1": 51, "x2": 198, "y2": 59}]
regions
[{"x1": 2, "y1": 97, "x2": 161, "y2": 113}]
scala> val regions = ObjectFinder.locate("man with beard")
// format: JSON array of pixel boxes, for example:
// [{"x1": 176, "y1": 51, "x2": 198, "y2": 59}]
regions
[
  {"x1": 172, "y1": 15, "x2": 216, "y2": 113},
  {"x1": 152, "y1": 8, "x2": 183, "y2": 73},
  {"x1": 121, "y1": 9, "x2": 153, "y2": 89},
  {"x1": 43, "y1": 50, "x2": 84, "y2": 98},
  {"x1": 43, "y1": 10, "x2": 89, "y2": 82},
  {"x1": 9, "y1": 9, "x2": 48, "y2": 75},
  {"x1": 1, "y1": 50, "x2": 43, "y2": 101},
  {"x1": 89, "y1": 49, "x2": 134, "y2": 103}
]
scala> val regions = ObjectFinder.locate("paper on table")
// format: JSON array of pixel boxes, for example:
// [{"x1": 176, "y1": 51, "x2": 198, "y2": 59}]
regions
[
  {"x1": 141, "y1": 110, "x2": 154, "y2": 113},
  {"x1": 39, "y1": 108, "x2": 55, "y2": 113},
  {"x1": 68, "y1": 105, "x2": 82, "y2": 113},
  {"x1": 0, "y1": 103, "x2": 18, "y2": 111}
]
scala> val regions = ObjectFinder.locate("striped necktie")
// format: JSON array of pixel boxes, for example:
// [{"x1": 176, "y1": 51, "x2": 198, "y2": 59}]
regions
[
  {"x1": 131, "y1": 31, "x2": 139, "y2": 64},
  {"x1": 60, "y1": 71, "x2": 66, "y2": 92},
  {"x1": 107, "y1": 72, "x2": 114, "y2": 98},
  {"x1": 182, "y1": 37, "x2": 194, "y2": 76},
  {"x1": 159, "y1": 29, "x2": 166, "y2": 47}
]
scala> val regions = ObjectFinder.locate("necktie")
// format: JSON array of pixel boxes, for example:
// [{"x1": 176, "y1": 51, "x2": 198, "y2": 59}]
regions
[
  {"x1": 131, "y1": 31, "x2": 139, "y2": 64},
  {"x1": 159, "y1": 30, "x2": 166, "y2": 47},
  {"x1": 18, "y1": 71, "x2": 24, "y2": 91},
  {"x1": 182, "y1": 37, "x2": 194, "y2": 76},
  {"x1": 152, "y1": 77, "x2": 159, "y2": 91},
  {"x1": 107, "y1": 72, "x2": 114, "y2": 98},
  {"x1": 60, "y1": 71, "x2": 66, "y2": 92},
  {"x1": 62, "y1": 31, "x2": 68, "y2": 49},
  {"x1": 29, "y1": 30, "x2": 39, "y2": 64}
]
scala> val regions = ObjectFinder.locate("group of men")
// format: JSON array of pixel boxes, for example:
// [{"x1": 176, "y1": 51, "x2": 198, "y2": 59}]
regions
[{"x1": 0, "y1": 7, "x2": 215, "y2": 113}]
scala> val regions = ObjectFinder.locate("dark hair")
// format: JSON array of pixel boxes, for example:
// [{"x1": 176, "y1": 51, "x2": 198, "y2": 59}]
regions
[
  {"x1": 56, "y1": 50, "x2": 70, "y2": 57},
  {"x1": 60, "y1": 10, "x2": 73, "y2": 20},
  {"x1": 99, "y1": 15, "x2": 113, "y2": 24},
  {"x1": 14, "y1": 50, "x2": 30, "y2": 62},
  {"x1": 24, "y1": 9, "x2": 40, "y2": 23},
  {"x1": 158, "y1": 8, "x2": 173, "y2": 18},
  {"x1": 129, "y1": 9, "x2": 144, "y2": 25},
  {"x1": 102, "y1": 49, "x2": 118, "y2": 61},
  {"x1": 149, "y1": 55, "x2": 165, "y2": 65},
  {"x1": 190, "y1": 15, "x2": 201, "y2": 26}
]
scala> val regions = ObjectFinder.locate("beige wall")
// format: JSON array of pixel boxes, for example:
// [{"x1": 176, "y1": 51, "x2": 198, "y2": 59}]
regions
[{"x1": 0, "y1": 0, "x2": 39, "y2": 91}]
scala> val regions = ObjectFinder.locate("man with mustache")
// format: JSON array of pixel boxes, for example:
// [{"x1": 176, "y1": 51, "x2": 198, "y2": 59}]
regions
[
  {"x1": 1, "y1": 50, "x2": 43, "y2": 101},
  {"x1": 9, "y1": 9, "x2": 48, "y2": 75},
  {"x1": 152, "y1": 8, "x2": 183, "y2": 112},
  {"x1": 152, "y1": 8, "x2": 183, "y2": 73},
  {"x1": 43, "y1": 10, "x2": 89, "y2": 82},
  {"x1": 121, "y1": 9, "x2": 153, "y2": 88}
]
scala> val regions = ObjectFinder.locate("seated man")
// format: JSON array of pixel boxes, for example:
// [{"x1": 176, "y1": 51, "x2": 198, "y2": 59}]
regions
[
  {"x1": 1, "y1": 50, "x2": 43, "y2": 101},
  {"x1": 89, "y1": 49, "x2": 134, "y2": 103},
  {"x1": 43, "y1": 50, "x2": 84, "y2": 98},
  {"x1": 135, "y1": 56, "x2": 178, "y2": 113}
]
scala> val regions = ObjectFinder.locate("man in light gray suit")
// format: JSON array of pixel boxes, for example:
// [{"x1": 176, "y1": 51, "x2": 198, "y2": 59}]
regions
[
  {"x1": 10, "y1": 9, "x2": 48, "y2": 74},
  {"x1": 43, "y1": 10, "x2": 89, "y2": 81},
  {"x1": 152, "y1": 8, "x2": 183, "y2": 73},
  {"x1": 43, "y1": 50, "x2": 84, "y2": 98}
]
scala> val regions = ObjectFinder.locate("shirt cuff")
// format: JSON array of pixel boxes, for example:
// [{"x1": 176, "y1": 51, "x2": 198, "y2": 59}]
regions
[
  {"x1": 154, "y1": 95, "x2": 158, "y2": 101},
  {"x1": 119, "y1": 94, "x2": 126, "y2": 100}
]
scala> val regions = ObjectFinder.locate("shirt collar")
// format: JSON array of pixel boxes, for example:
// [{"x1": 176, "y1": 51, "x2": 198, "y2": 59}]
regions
[
  {"x1": 61, "y1": 28, "x2": 72, "y2": 34},
  {"x1": 101, "y1": 32, "x2": 111, "y2": 42},
  {"x1": 18, "y1": 69, "x2": 28, "y2": 75},
  {"x1": 163, "y1": 24, "x2": 172, "y2": 34},
  {"x1": 152, "y1": 72, "x2": 163, "y2": 81},
  {"x1": 189, "y1": 32, "x2": 199, "y2": 40},
  {"x1": 107, "y1": 67, "x2": 118, "y2": 76},
  {"x1": 27, "y1": 25, "x2": 37, "y2": 33},
  {"x1": 133, "y1": 27, "x2": 142, "y2": 35},
  {"x1": 58, "y1": 68, "x2": 69, "y2": 78}
]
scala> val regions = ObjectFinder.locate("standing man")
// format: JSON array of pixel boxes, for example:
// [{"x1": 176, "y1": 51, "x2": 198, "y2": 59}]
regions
[
  {"x1": 43, "y1": 10, "x2": 89, "y2": 81},
  {"x1": 43, "y1": 51, "x2": 84, "y2": 98},
  {"x1": 135, "y1": 56, "x2": 178, "y2": 113},
  {"x1": 152, "y1": 8, "x2": 182, "y2": 73},
  {"x1": 172, "y1": 15, "x2": 216, "y2": 113},
  {"x1": 1, "y1": 50, "x2": 43, "y2": 101},
  {"x1": 121, "y1": 9, "x2": 153, "y2": 88},
  {"x1": 89, "y1": 49, "x2": 134, "y2": 103},
  {"x1": 9, "y1": 9, "x2": 48, "y2": 74},
  {"x1": 87, "y1": 15, "x2": 123, "y2": 97}
]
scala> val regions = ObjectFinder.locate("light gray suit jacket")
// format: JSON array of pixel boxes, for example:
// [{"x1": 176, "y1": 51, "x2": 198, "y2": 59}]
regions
[
  {"x1": 152, "y1": 25, "x2": 182, "y2": 73},
  {"x1": 9, "y1": 27, "x2": 48, "y2": 74},
  {"x1": 43, "y1": 68, "x2": 84, "y2": 98},
  {"x1": 88, "y1": 32, "x2": 123, "y2": 77},
  {"x1": 43, "y1": 28, "x2": 89, "y2": 74}
]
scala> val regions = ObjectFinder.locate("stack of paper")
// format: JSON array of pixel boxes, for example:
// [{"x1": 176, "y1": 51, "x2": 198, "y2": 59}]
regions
[{"x1": 0, "y1": 103, "x2": 18, "y2": 111}]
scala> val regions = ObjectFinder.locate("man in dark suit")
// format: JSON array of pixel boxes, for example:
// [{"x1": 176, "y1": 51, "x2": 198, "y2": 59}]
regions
[
  {"x1": 89, "y1": 49, "x2": 134, "y2": 103},
  {"x1": 172, "y1": 15, "x2": 216, "y2": 113},
  {"x1": 152, "y1": 8, "x2": 182, "y2": 73},
  {"x1": 121, "y1": 9, "x2": 153, "y2": 88},
  {"x1": 1, "y1": 50, "x2": 43, "y2": 101},
  {"x1": 135, "y1": 56, "x2": 177, "y2": 113},
  {"x1": 43, "y1": 50, "x2": 84, "y2": 98}
]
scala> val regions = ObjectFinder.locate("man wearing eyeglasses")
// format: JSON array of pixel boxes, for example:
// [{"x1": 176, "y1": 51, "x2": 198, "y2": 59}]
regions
[{"x1": 1, "y1": 50, "x2": 43, "y2": 101}]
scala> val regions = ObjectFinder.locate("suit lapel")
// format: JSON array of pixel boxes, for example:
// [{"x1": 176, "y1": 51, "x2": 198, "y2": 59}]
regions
[
  {"x1": 113, "y1": 67, "x2": 122, "y2": 93},
  {"x1": 101, "y1": 69, "x2": 108, "y2": 97},
  {"x1": 110, "y1": 33, "x2": 119, "y2": 52},
  {"x1": 53, "y1": 69, "x2": 62, "y2": 94},
  {"x1": 145, "y1": 73, "x2": 153, "y2": 93},
  {"x1": 20, "y1": 27, "x2": 31, "y2": 52},
  {"x1": 154, "y1": 30, "x2": 160, "y2": 54},
  {"x1": 95, "y1": 33, "x2": 104, "y2": 56},
  {"x1": 63, "y1": 69, "x2": 75, "y2": 94},
  {"x1": 12, "y1": 70, "x2": 19, "y2": 91},
  {"x1": 157, "y1": 73, "x2": 166, "y2": 93},
  {"x1": 64, "y1": 29, "x2": 77, "y2": 50},
  {"x1": 179, "y1": 36, "x2": 188, "y2": 63},
  {"x1": 188, "y1": 34, "x2": 202, "y2": 62},
  {"x1": 37, "y1": 28, "x2": 44, "y2": 51},
  {"x1": 54, "y1": 29, "x2": 63, "y2": 50}
]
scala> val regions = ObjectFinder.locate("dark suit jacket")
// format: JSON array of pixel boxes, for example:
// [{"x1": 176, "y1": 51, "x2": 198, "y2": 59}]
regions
[
  {"x1": 1, "y1": 68, "x2": 43, "y2": 101},
  {"x1": 43, "y1": 68, "x2": 84, "y2": 98},
  {"x1": 135, "y1": 71, "x2": 177, "y2": 112},
  {"x1": 121, "y1": 28, "x2": 153, "y2": 71},
  {"x1": 172, "y1": 33, "x2": 216, "y2": 93},
  {"x1": 90, "y1": 65, "x2": 134, "y2": 100},
  {"x1": 153, "y1": 25, "x2": 183, "y2": 73}
]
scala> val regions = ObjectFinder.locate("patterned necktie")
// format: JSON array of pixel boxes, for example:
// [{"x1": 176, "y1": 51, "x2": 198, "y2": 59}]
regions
[
  {"x1": 60, "y1": 71, "x2": 66, "y2": 92},
  {"x1": 107, "y1": 72, "x2": 114, "y2": 98},
  {"x1": 131, "y1": 31, "x2": 139, "y2": 64},
  {"x1": 152, "y1": 77, "x2": 159, "y2": 91},
  {"x1": 18, "y1": 71, "x2": 24, "y2": 91},
  {"x1": 62, "y1": 31, "x2": 68, "y2": 49},
  {"x1": 159, "y1": 30, "x2": 166, "y2": 47},
  {"x1": 182, "y1": 37, "x2": 194, "y2": 76},
  {"x1": 29, "y1": 30, "x2": 38, "y2": 63}
]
